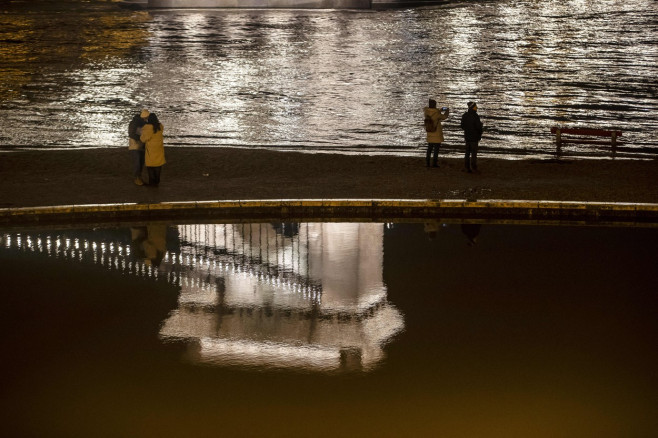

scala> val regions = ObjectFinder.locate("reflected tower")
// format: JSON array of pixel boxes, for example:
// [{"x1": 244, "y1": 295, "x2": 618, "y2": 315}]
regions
[{"x1": 160, "y1": 222, "x2": 404, "y2": 372}]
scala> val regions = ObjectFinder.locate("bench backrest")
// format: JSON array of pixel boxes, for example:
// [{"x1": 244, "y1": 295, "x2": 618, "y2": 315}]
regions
[{"x1": 551, "y1": 127, "x2": 622, "y2": 137}]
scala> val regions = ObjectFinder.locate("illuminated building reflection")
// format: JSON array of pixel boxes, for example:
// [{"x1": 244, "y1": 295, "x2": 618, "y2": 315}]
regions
[
  {"x1": 163, "y1": 222, "x2": 403, "y2": 372},
  {"x1": 1, "y1": 222, "x2": 403, "y2": 372}
]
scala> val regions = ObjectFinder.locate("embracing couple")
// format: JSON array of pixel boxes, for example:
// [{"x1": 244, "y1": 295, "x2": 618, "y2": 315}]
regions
[{"x1": 128, "y1": 109, "x2": 166, "y2": 186}]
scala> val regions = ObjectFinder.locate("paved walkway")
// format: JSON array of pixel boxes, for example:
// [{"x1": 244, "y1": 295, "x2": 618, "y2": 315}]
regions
[
  {"x1": 2, "y1": 199, "x2": 658, "y2": 228},
  {"x1": 1, "y1": 148, "x2": 657, "y2": 225}
]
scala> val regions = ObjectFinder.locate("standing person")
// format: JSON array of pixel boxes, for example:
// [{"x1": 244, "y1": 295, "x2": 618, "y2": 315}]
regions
[
  {"x1": 128, "y1": 109, "x2": 149, "y2": 185},
  {"x1": 460, "y1": 101, "x2": 484, "y2": 173},
  {"x1": 423, "y1": 99, "x2": 449, "y2": 168},
  {"x1": 140, "y1": 113, "x2": 165, "y2": 187}
]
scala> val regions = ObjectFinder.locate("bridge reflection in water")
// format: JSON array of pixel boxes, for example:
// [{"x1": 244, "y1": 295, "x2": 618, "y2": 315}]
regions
[{"x1": 2, "y1": 222, "x2": 404, "y2": 372}]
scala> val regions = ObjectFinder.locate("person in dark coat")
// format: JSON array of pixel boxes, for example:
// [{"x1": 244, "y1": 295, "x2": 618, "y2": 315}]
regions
[
  {"x1": 460, "y1": 101, "x2": 484, "y2": 173},
  {"x1": 128, "y1": 109, "x2": 150, "y2": 185}
]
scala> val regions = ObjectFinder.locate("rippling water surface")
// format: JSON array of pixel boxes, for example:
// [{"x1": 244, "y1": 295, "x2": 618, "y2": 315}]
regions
[{"x1": 0, "y1": 0, "x2": 656, "y2": 157}]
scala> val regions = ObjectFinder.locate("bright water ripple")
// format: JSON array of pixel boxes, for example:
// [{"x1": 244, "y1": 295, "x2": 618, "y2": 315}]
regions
[{"x1": 0, "y1": 0, "x2": 656, "y2": 158}]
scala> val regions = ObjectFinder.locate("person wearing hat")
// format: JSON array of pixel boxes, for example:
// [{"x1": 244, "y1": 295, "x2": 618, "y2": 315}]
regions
[
  {"x1": 423, "y1": 98, "x2": 450, "y2": 168},
  {"x1": 460, "y1": 101, "x2": 483, "y2": 173},
  {"x1": 128, "y1": 109, "x2": 150, "y2": 185}
]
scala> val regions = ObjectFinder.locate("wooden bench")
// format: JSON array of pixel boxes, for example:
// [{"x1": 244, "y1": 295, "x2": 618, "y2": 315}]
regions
[{"x1": 551, "y1": 127, "x2": 623, "y2": 156}]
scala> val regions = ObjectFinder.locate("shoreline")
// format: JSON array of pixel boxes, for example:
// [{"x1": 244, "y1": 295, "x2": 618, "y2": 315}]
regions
[
  {"x1": 3, "y1": 199, "x2": 658, "y2": 229},
  {"x1": 0, "y1": 147, "x2": 656, "y2": 211}
]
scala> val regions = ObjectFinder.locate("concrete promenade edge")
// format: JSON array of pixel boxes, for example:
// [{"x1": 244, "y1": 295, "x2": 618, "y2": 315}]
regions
[{"x1": 2, "y1": 199, "x2": 658, "y2": 228}]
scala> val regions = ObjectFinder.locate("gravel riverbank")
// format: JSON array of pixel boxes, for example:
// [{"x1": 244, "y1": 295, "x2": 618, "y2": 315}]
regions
[{"x1": 1, "y1": 148, "x2": 657, "y2": 209}]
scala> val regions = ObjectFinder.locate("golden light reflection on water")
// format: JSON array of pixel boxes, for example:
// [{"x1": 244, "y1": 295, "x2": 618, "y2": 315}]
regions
[
  {"x1": 163, "y1": 222, "x2": 404, "y2": 372},
  {"x1": 0, "y1": 8, "x2": 150, "y2": 101},
  {"x1": 1, "y1": 1, "x2": 657, "y2": 156},
  {"x1": 2, "y1": 222, "x2": 404, "y2": 373},
  {"x1": 2, "y1": 222, "x2": 658, "y2": 436}
]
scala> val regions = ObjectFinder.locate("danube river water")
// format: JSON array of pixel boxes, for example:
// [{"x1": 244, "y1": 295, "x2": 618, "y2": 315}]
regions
[{"x1": 0, "y1": 0, "x2": 657, "y2": 157}]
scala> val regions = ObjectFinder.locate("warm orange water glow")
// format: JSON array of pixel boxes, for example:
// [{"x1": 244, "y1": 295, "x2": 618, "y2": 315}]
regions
[{"x1": 1, "y1": 221, "x2": 657, "y2": 437}]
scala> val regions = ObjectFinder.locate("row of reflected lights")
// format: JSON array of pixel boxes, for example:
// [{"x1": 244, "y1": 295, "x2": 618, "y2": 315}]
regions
[
  {"x1": 1, "y1": 223, "x2": 404, "y2": 373},
  {"x1": 1, "y1": 232, "x2": 322, "y2": 298}
]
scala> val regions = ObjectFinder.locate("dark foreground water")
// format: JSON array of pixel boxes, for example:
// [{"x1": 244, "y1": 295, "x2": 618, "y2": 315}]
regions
[
  {"x1": 0, "y1": 0, "x2": 657, "y2": 158},
  {"x1": 1, "y1": 221, "x2": 657, "y2": 437}
]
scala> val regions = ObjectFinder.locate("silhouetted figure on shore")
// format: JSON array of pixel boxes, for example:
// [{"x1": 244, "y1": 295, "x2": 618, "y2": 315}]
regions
[
  {"x1": 128, "y1": 109, "x2": 149, "y2": 186},
  {"x1": 460, "y1": 101, "x2": 483, "y2": 173}
]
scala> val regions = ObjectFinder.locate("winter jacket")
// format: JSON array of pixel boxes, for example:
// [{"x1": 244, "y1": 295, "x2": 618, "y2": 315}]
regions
[
  {"x1": 460, "y1": 109, "x2": 483, "y2": 142},
  {"x1": 128, "y1": 115, "x2": 145, "y2": 150},
  {"x1": 424, "y1": 107, "x2": 449, "y2": 143},
  {"x1": 140, "y1": 123, "x2": 166, "y2": 167}
]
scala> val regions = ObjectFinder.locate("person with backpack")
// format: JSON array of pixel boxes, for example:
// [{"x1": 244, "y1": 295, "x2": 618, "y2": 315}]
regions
[
  {"x1": 460, "y1": 101, "x2": 484, "y2": 173},
  {"x1": 423, "y1": 99, "x2": 449, "y2": 168}
]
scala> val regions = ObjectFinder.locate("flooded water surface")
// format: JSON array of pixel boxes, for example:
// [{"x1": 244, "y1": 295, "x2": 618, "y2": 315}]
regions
[
  {"x1": 1, "y1": 221, "x2": 657, "y2": 437},
  {"x1": 0, "y1": 0, "x2": 657, "y2": 157}
]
